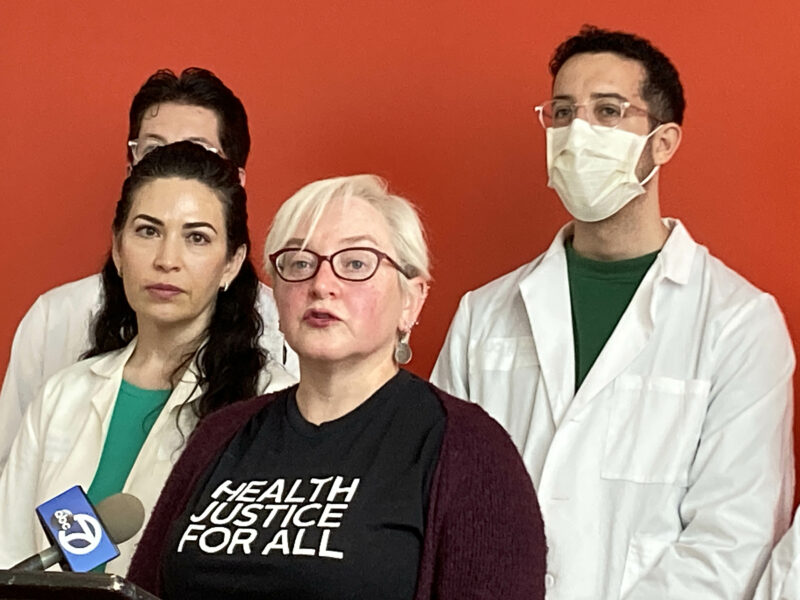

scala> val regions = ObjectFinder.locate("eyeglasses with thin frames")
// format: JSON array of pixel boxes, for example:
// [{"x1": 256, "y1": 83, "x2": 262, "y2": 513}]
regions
[
  {"x1": 534, "y1": 97, "x2": 660, "y2": 129},
  {"x1": 269, "y1": 247, "x2": 409, "y2": 282},
  {"x1": 127, "y1": 139, "x2": 221, "y2": 164}
]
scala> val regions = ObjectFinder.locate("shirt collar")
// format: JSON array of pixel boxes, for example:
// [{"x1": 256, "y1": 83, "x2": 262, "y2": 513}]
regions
[
  {"x1": 89, "y1": 337, "x2": 202, "y2": 407},
  {"x1": 657, "y1": 218, "x2": 697, "y2": 285},
  {"x1": 89, "y1": 339, "x2": 137, "y2": 378},
  {"x1": 544, "y1": 218, "x2": 697, "y2": 286}
]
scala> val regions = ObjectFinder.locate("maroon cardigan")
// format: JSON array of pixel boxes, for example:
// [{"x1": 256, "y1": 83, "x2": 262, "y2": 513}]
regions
[{"x1": 127, "y1": 384, "x2": 547, "y2": 599}]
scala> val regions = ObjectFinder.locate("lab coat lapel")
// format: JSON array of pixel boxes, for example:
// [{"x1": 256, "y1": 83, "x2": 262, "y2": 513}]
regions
[
  {"x1": 88, "y1": 339, "x2": 201, "y2": 434},
  {"x1": 88, "y1": 340, "x2": 137, "y2": 431},
  {"x1": 570, "y1": 266, "x2": 657, "y2": 416},
  {"x1": 519, "y1": 226, "x2": 575, "y2": 426},
  {"x1": 568, "y1": 218, "x2": 695, "y2": 416},
  {"x1": 167, "y1": 363, "x2": 201, "y2": 412}
]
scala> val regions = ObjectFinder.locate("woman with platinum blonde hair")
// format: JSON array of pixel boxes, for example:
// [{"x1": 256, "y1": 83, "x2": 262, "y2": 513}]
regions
[
  {"x1": 129, "y1": 174, "x2": 547, "y2": 599},
  {"x1": 264, "y1": 174, "x2": 430, "y2": 364}
]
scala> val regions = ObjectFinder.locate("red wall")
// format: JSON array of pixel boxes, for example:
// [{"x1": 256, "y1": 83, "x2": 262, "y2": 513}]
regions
[{"x1": 2, "y1": 1, "x2": 799, "y2": 486}]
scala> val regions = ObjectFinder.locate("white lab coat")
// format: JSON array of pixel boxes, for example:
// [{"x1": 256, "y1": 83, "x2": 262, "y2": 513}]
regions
[
  {"x1": 0, "y1": 273, "x2": 299, "y2": 472},
  {"x1": 755, "y1": 509, "x2": 800, "y2": 599},
  {"x1": 0, "y1": 339, "x2": 297, "y2": 575},
  {"x1": 431, "y1": 219, "x2": 795, "y2": 600}
]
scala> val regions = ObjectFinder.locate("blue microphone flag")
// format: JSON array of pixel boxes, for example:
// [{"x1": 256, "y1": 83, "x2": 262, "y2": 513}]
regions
[{"x1": 34, "y1": 485, "x2": 119, "y2": 572}]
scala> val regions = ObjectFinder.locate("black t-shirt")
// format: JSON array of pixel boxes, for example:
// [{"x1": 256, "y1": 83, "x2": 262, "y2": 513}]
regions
[{"x1": 161, "y1": 369, "x2": 446, "y2": 600}]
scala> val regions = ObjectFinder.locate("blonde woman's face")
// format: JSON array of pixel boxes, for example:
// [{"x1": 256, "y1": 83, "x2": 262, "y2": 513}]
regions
[{"x1": 273, "y1": 196, "x2": 415, "y2": 368}]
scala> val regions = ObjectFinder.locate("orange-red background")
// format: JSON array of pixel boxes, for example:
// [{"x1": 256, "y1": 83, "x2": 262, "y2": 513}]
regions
[{"x1": 2, "y1": 2, "x2": 799, "y2": 491}]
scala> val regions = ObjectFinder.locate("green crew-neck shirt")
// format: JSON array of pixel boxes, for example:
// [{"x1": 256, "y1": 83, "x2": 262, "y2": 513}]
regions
[
  {"x1": 87, "y1": 380, "x2": 171, "y2": 505},
  {"x1": 86, "y1": 380, "x2": 170, "y2": 571},
  {"x1": 565, "y1": 239, "x2": 659, "y2": 391}
]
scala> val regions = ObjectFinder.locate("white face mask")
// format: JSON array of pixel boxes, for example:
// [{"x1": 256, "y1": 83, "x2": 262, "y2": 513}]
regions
[{"x1": 546, "y1": 119, "x2": 660, "y2": 222}]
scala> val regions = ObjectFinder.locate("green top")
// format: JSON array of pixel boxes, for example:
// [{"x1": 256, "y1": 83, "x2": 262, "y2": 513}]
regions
[
  {"x1": 87, "y1": 380, "x2": 170, "y2": 571},
  {"x1": 566, "y1": 239, "x2": 659, "y2": 391},
  {"x1": 87, "y1": 379, "x2": 171, "y2": 504}
]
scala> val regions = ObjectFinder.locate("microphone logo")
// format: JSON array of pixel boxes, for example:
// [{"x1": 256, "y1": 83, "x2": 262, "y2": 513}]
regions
[
  {"x1": 35, "y1": 486, "x2": 120, "y2": 571},
  {"x1": 55, "y1": 511, "x2": 104, "y2": 555}
]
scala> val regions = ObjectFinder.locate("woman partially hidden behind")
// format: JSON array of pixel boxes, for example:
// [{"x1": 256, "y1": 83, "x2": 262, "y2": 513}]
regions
[
  {"x1": 0, "y1": 142, "x2": 294, "y2": 573},
  {"x1": 128, "y1": 174, "x2": 546, "y2": 598}
]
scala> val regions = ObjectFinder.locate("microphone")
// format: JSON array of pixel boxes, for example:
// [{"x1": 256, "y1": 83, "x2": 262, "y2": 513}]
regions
[{"x1": 11, "y1": 487, "x2": 145, "y2": 572}]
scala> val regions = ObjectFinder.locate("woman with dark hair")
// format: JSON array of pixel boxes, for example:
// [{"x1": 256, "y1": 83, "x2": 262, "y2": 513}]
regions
[
  {"x1": 128, "y1": 175, "x2": 546, "y2": 599},
  {"x1": 0, "y1": 142, "x2": 295, "y2": 574}
]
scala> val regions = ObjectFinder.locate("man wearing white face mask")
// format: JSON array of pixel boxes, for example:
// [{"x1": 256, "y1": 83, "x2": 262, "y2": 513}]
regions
[{"x1": 432, "y1": 25, "x2": 794, "y2": 600}]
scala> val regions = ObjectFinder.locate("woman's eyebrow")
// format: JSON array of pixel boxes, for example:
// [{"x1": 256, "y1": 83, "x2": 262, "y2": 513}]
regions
[
  {"x1": 132, "y1": 214, "x2": 163, "y2": 226},
  {"x1": 183, "y1": 222, "x2": 217, "y2": 233}
]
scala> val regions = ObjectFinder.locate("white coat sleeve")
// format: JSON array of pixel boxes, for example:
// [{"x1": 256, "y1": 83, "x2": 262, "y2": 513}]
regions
[
  {"x1": 625, "y1": 295, "x2": 795, "y2": 599},
  {"x1": 0, "y1": 297, "x2": 48, "y2": 474},
  {"x1": 0, "y1": 383, "x2": 48, "y2": 567},
  {"x1": 754, "y1": 509, "x2": 800, "y2": 600},
  {"x1": 255, "y1": 281, "x2": 300, "y2": 380},
  {"x1": 430, "y1": 293, "x2": 473, "y2": 401}
]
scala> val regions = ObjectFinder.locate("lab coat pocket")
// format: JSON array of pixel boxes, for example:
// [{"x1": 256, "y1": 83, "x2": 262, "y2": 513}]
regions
[
  {"x1": 601, "y1": 375, "x2": 710, "y2": 485},
  {"x1": 42, "y1": 435, "x2": 74, "y2": 461},
  {"x1": 619, "y1": 534, "x2": 671, "y2": 598},
  {"x1": 471, "y1": 337, "x2": 541, "y2": 446},
  {"x1": 471, "y1": 336, "x2": 539, "y2": 371}
]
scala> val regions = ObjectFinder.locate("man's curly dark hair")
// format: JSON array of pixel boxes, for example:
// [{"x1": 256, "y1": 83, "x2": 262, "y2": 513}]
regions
[{"x1": 550, "y1": 25, "x2": 685, "y2": 127}]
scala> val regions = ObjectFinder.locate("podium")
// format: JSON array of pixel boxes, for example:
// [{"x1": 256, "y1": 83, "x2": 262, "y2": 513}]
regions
[{"x1": 0, "y1": 570, "x2": 159, "y2": 599}]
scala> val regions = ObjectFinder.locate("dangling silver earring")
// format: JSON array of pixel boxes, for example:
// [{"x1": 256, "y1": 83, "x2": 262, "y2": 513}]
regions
[
  {"x1": 394, "y1": 330, "x2": 412, "y2": 365},
  {"x1": 221, "y1": 281, "x2": 229, "y2": 292}
]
